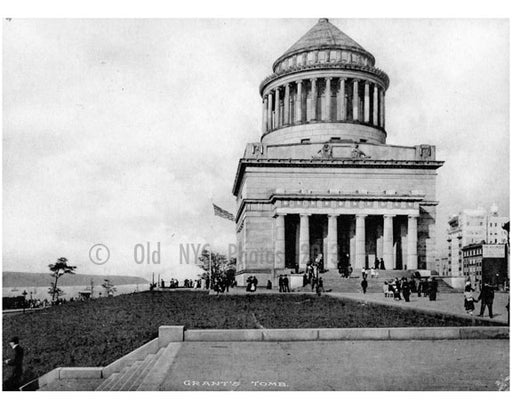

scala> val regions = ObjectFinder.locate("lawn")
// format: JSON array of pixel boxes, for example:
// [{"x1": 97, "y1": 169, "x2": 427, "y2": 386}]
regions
[{"x1": 2, "y1": 290, "x2": 501, "y2": 386}]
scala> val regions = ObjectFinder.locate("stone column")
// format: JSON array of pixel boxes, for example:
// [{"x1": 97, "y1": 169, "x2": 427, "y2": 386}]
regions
[
  {"x1": 262, "y1": 95, "x2": 268, "y2": 133},
  {"x1": 372, "y1": 85, "x2": 378, "y2": 125},
  {"x1": 382, "y1": 90, "x2": 386, "y2": 128},
  {"x1": 376, "y1": 222, "x2": 383, "y2": 264},
  {"x1": 379, "y1": 88, "x2": 384, "y2": 127},
  {"x1": 355, "y1": 214, "x2": 366, "y2": 269},
  {"x1": 325, "y1": 77, "x2": 332, "y2": 122},
  {"x1": 299, "y1": 213, "x2": 310, "y2": 269},
  {"x1": 296, "y1": 80, "x2": 303, "y2": 124},
  {"x1": 383, "y1": 214, "x2": 394, "y2": 270},
  {"x1": 338, "y1": 78, "x2": 346, "y2": 121},
  {"x1": 326, "y1": 214, "x2": 338, "y2": 270},
  {"x1": 400, "y1": 221, "x2": 408, "y2": 270},
  {"x1": 311, "y1": 78, "x2": 317, "y2": 121},
  {"x1": 267, "y1": 90, "x2": 273, "y2": 130},
  {"x1": 364, "y1": 81, "x2": 370, "y2": 123},
  {"x1": 407, "y1": 215, "x2": 418, "y2": 269},
  {"x1": 274, "y1": 214, "x2": 285, "y2": 269},
  {"x1": 352, "y1": 80, "x2": 359, "y2": 121},
  {"x1": 275, "y1": 87, "x2": 281, "y2": 128},
  {"x1": 349, "y1": 217, "x2": 356, "y2": 267},
  {"x1": 284, "y1": 83, "x2": 290, "y2": 125}
]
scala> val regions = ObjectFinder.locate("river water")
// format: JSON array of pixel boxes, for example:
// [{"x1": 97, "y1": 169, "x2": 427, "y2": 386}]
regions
[{"x1": 3, "y1": 283, "x2": 149, "y2": 301}]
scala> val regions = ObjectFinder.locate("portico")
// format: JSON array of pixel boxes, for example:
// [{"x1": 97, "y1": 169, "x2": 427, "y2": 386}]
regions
[{"x1": 273, "y1": 196, "x2": 420, "y2": 271}]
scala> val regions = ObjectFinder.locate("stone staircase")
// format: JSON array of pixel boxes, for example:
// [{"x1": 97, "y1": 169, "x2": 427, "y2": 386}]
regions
[
  {"x1": 95, "y1": 342, "x2": 181, "y2": 391},
  {"x1": 297, "y1": 270, "x2": 459, "y2": 294}
]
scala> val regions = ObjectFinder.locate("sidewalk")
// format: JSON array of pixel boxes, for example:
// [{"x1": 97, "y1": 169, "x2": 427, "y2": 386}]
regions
[
  {"x1": 159, "y1": 339, "x2": 509, "y2": 391},
  {"x1": 327, "y1": 292, "x2": 510, "y2": 325}
]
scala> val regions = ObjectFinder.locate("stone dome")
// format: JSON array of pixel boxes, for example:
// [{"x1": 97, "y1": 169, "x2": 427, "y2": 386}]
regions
[
  {"x1": 259, "y1": 19, "x2": 390, "y2": 146},
  {"x1": 273, "y1": 18, "x2": 375, "y2": 72}
]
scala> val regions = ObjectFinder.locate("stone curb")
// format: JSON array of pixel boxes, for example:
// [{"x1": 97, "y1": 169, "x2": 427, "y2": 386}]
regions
[{"x1": 183, "y1": 326, "x2": 509, "y2": 342}]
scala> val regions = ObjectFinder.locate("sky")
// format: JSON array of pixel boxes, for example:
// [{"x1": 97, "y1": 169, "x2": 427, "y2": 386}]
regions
[{"x1": 2, "y1": 18, "x2": 509, "y2": 281}]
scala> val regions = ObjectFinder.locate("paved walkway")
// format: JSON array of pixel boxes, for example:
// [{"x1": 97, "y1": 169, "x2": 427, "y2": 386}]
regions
[
  {"x1": 327, "y1": 292, "x2": 510, "y2": 325},
  {"x1": 159, "y1": 339, "x2": 509, "y2": 391}
]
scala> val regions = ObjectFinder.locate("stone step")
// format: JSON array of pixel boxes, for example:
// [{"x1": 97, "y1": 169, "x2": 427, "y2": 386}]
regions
[
  {"x1": 106, "y1": 360, "x2": 143, "y2": 391},
  {"x1": 95, "y1": 367, "x2": 127, "y2": 391},
  {"x1": 296, "y1": 274, "x2": 458, "y2": 294},
  {"x1": 118, "y1": 354, "x2": 155, "y2": 391},
  {"x1": 137, "y1": 342, "x2": 182, "y2": 391},
  {"x1": 115, "y1": 360, "x2": 145, "y2": 391},
  {"x1": 127, "y1": 348, "x2": 165, "y2": 391}
]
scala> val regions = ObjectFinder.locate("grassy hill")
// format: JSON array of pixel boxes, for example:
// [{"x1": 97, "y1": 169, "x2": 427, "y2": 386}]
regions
[{"x1": 3, "y1": 271, "x2": 148, "y2": 288}]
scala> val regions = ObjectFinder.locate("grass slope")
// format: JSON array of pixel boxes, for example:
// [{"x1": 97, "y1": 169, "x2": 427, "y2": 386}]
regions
[{"x1": 2, "y1": 291, "x2": 499, "y2": 386}]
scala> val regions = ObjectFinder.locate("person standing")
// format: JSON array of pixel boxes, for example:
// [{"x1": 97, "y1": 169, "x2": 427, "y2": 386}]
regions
[
  {"x1": 422, "y1": 278, "x2": 430, "y2": 297},
  {"x1": 417, "y1": 278, "x2": 423, "y2": 297},
  {"x1": 347, "y1": 264, "x2": 353, "y2": 278},
  {"x1": 464, "y1": 282, "x2": 476, "y2": 315},
  {"x1": 316, "y1": 277, "x2": 324, "y2": 296},
  {"x1": 4, "y1": 336, "x2": 24, "y2": 391},
  {"x1": 278, "y1": 275, "x2": 284, "y2": 293},
  {"x1": 409, "y1": 277, "x2": 417, "y2": 294},
  {"x1": 380, "y1": 258, "x2": 385, "y2": 270},
  {"x1": 361, "y1": 277, "x2": 368, "y2": 294},
  {"x1": 402, "y1": 280, "x2": 411, "y2": 302},
  {"x1": 283, "y1": 275, "x2": 290, "y2": 293},
  {"x1": 429, "y1": 278, "x2": 438, "y2": 301},
  {"x1": 478, "y1": 282, "x2": 495, "y2": 318}
]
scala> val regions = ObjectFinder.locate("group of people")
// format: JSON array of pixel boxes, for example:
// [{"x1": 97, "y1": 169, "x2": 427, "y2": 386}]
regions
[
  {"x1": 338, "y1": 264, "x2": 353, "y2": 278},
  {"x1": 302, "y1": 262, "x2": 325, "y2": 295},
  {"x1": 160, "y1": 278, "x2": 180, "y2": 288},
  {"x1": 379, "y1": 276, "x2": 439, "y2": 301},
  {"x1": 463, "y1": 280, "x2": 496, "y2": 318},
  {"x1": 278, "y1": 275, "x2": 290, "y2": 292},
  {"x1": 245, "y1": 275, "x2": 259, "y2": 292},
  {"x1": 211, "y1": 273, "x2": 236, "y2": 294}
]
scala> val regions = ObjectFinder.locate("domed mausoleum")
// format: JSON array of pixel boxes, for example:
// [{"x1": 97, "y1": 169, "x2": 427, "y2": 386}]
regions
[{"x1": 232, "y1": 19, "x2": 443, "y2": 284}]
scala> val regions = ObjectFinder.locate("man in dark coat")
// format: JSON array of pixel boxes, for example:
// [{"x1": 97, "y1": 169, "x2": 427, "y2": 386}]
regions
[
  {"x1": 478, "y1": 283, "x2": 495, "y2": 318},
  {"x1": 4, "y1": 336, "x2": 24, "y2": 391},
  {"x1": 283, "y1": 275, "x2": 290, "y2": 293},
  {"x1": 402, "y1": 280, "x2": 411, "y2": 302},
  {"x1": 361, "y1": 278, "x2": 368, "y2": 294},
  {"x1": 429, "y1": 278, "x2": 438, "y2": 301},
  {"x1": 417, "y1": 279, "x2": 423, "y2": 297},
  {"x1": 278, "y1": 275, "x2": 284, "y2": 292}
]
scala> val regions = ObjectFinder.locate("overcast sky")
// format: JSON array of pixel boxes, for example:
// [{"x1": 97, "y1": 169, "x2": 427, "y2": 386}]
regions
[{"x1": 2, "y1": 19, "x2": 509, "y2": 280}]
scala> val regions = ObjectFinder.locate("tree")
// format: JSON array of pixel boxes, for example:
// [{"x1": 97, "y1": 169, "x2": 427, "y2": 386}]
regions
[
  {"x1": 48, "y1": 257, "x2": 76, "y2": 301},
  {"x1": 198, "y1": 248, "x2": 236, "y2": 285}
]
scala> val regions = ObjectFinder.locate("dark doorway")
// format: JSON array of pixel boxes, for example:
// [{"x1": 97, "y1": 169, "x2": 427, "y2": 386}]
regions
[{"x1": 285, "y1": 214, "x2": 299, "y2": 268}]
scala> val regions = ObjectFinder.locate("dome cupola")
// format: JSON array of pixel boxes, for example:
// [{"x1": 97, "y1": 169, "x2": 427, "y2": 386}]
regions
[{"x1": 260, "y1": 19, "x2": 390, "y2": 145}]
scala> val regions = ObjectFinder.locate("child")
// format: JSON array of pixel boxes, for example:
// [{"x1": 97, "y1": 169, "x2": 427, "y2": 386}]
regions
[
  {"x1": 464, "y1": 282, "x2": 477, "y2": 315},
  {"x1": 383, "y1": 281, "x2": 389, "y2": 297}
]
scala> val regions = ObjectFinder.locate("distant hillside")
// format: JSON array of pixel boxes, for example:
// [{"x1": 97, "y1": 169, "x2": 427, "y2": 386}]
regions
[{"x1": 3, "y1": 272, "x2": 148, "y2": 288}]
